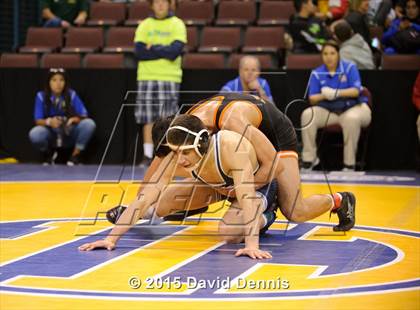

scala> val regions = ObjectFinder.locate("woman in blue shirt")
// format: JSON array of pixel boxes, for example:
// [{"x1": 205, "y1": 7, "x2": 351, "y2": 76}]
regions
[
  {"x1": 300, "y1": 41, "x2": 371, "y2": 171},
  {"x1": 28, "y1": 68, "x2": 96, "y2": 165}
]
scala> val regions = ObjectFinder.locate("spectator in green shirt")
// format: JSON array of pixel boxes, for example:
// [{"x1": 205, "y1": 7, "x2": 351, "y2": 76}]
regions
[{"x1": 42, "y1": 0, "x2": 88, "y2": 28}]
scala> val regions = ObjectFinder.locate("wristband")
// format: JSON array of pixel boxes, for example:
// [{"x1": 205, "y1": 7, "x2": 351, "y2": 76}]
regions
[{"x1": 46, "y1": 118, "x2": 51, "y2": 126}]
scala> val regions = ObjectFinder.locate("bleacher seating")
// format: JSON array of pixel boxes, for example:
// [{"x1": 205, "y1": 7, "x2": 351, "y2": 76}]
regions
[
  {"x1": 125, "y1": 1, "x2": 151, "y2": 26},
  {"x1": 285, "y1": 54, "x2": 323, "y2": 69},
  {"x1": 186, "y1": 27, "x2": 198, "y2": 52},
  {"x1": 5, "y1": 1, "x2": 419, "y2": 69},
  {"x1": 381, "y1": 55, "x2": 420, "y2": 70},
  {"x1": 183, "y1": 53, "x2": 225, "y2": 68},
  {"x1": 242, "y1": 27, "x2": 285, "y2": 53},
  {"x1": 198, "y1": 27, "x2": 241, "y2": 53},
  {"x1": 87, "y1": 2, "x2": 126, "y2": 26},
  {"x1": 41, "y1": 53, "x2": 81, "y2": 68},
  {"x1": 20, "y1": 27, "x2": 62, "y2": 53},
  {"x1": 103, "y1": 27, "x2": 135, "y2": 53},
  {"x1": 258, "y1": 1, "x2": 295, "y2": 25},
  {"x1": 85, "y1": 53, "x2": 125, "y2": 68},
  {"x1": 215, "y1": 1, "x2": 256, "y2": 26},
  {"x1": 176, "y1": 1, "x2": 214, "y2": 26},
  {"x1": 0, "y1": 53, "x2": 38, "y2": 68},
  {"x1": 61, "y1": 28, "x2": 104, "y2": 53}
]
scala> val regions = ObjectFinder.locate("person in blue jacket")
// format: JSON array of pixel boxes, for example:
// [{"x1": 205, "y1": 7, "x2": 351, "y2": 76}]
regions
[
  {"x1": 300, "y1": 41, "x2": 372, "y2": 171},
  {"x1": 382, "y1": 0, "x2": 420, "y2": 54},
  {"x1": 29, "y1": 68, "x2": 96, "y2": 165},
  {"x1": 221, "y1": 55, "x2": 273, "y2": 103}
]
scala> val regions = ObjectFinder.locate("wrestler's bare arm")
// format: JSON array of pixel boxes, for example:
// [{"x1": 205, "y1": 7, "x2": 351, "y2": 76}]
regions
[
  {"x1": 222, "y1": 136, "x2": 272, "y2": 259},
  {"x1": 222, "y1": 117, "x2": 282, "y2": 189},
  {"x1": 79, "y1": 154, "x2": 178, "y2": 251},
  {"x1": 136, "y1": 155, "x2": 191, "y2": 197},
  {"x1": 136, "y1": 156, "x2": 163, "y2": 197}
]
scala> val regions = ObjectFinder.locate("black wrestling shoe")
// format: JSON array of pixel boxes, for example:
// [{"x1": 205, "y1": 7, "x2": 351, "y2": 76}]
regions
[
  {"x1": 106, "y1": 205, "x2": 127, "y2": 224},
  {"x1": 163, "y1": 206, "x2": 209, "y2": 221},
  {"x1": 106, "y1": 205, "x2": 209, "y2": 224},
  {"x1": 332, "y1": 192, "x2": 356, "y2": 232}
]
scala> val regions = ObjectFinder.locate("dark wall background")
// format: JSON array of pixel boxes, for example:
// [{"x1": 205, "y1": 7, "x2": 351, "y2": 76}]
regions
[
  {"x1": 0, "y1": 0, "x2": 40, "y2": 52},
  {"x1": 0, "y1": 68, "x2": 418, "y2": 169}
]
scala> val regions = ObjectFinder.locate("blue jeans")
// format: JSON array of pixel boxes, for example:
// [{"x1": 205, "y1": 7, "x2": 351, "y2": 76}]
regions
[
  {"x1": 29, "y1": 119, "x2": 96, "y2": 152},
  {"x1": 44, "y1": 18, "x2": 62, "y2": 27}
]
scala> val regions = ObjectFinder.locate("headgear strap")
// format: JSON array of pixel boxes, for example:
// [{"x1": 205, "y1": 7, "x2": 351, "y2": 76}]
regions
[{"x1": 167, "y1": 126, "x2": 209, "y2": 158}]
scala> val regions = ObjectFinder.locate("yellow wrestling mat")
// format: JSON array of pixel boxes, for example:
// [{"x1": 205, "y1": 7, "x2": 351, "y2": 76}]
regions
[{"x1": 1, "y1": 176, "x2": 419, "y2": 310}]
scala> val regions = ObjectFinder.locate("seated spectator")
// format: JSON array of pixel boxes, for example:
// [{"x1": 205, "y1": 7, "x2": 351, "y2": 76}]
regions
[
  {"x1": 28, "y1": 68, "x2": 96, "y2": 165},
  {"x1": 345, "y1": 0, "x2": 372, "y2": 47},
  {"x1": 42, "y1": 0, "x2": 88, "y2": 28},
  {"x1": 289, "y1": 0, "x2": 331, "y2": 53},
  {"x1": 394, "y1": 0, "x2": 407, "y2": 19},
  {"x1": 317, "y1": 0, "x2": 349, "y2": 21},
  {"x1": 300, "y1": 41, "x2": 371, "y2": 171},
  {"x1": 333, "y1": 20, "x2": 376, "y2": 69},
  {"x1": 382, "y1": 0, "x2": 420, "y2": 54},
  {"x1": 368, "y1": 0, "x2": 395, "y2": 27},
  {"x1": 220, "y1": 55, "x2": 273, "y2": 102}
]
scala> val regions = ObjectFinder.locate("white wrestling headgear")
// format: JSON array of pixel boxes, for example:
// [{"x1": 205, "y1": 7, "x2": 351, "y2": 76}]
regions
[{"x1": 167, "y1": 126, "x2": 210, "y2": 159}]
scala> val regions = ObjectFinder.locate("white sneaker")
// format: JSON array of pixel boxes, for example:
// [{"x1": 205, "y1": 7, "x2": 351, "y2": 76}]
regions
[{"x1": 342, "y1": 165, "x2": 355, "y2": 172}]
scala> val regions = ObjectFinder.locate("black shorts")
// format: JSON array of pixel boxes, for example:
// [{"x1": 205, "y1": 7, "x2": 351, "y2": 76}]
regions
[
  {"x1": 215, "y1": 93, "x2": 298, "y2": 153},
  {"x1": 259, "y1": 102, "x2": 298, "y2": 153}
]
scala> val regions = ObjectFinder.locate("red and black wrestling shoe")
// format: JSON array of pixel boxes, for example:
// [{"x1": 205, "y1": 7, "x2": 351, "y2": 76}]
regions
[{"x1": 332, "y1": 192, "x2": 356, "y2": 232}]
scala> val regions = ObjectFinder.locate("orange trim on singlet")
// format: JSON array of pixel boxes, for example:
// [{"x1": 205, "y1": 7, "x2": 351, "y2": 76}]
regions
[
  {"x1": 217, "y1": 100, "x2": 263, "y2": 129},
  {"x1": 185, "y1": 100, "x2": 207, "y2": 115},
  {"x1": 210, "y1": 97, "x2": 224, "y2": 128},
  {"x1": 186, "y1": 96, "x2": 224, "y2": 128},
  {"x1": 217, "y1": 100, "x2": 237, "y2": 129},
  {"x1": 277, "y1": 151, "x2": 299, "y2": 159}
]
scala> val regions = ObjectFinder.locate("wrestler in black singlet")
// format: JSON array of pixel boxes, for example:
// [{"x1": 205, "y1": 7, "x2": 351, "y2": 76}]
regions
[{"x1": 187, "y1": 93, "x2": 297, "y2": 153}]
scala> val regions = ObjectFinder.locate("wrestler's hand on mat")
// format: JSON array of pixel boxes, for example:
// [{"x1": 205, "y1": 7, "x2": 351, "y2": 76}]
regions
[
  {"x1": 235, "y1": 248, "x2": 272, "y2": 259},
  {"x1": 78, "y1": 239, "x2": 115, "y2": 251}
]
